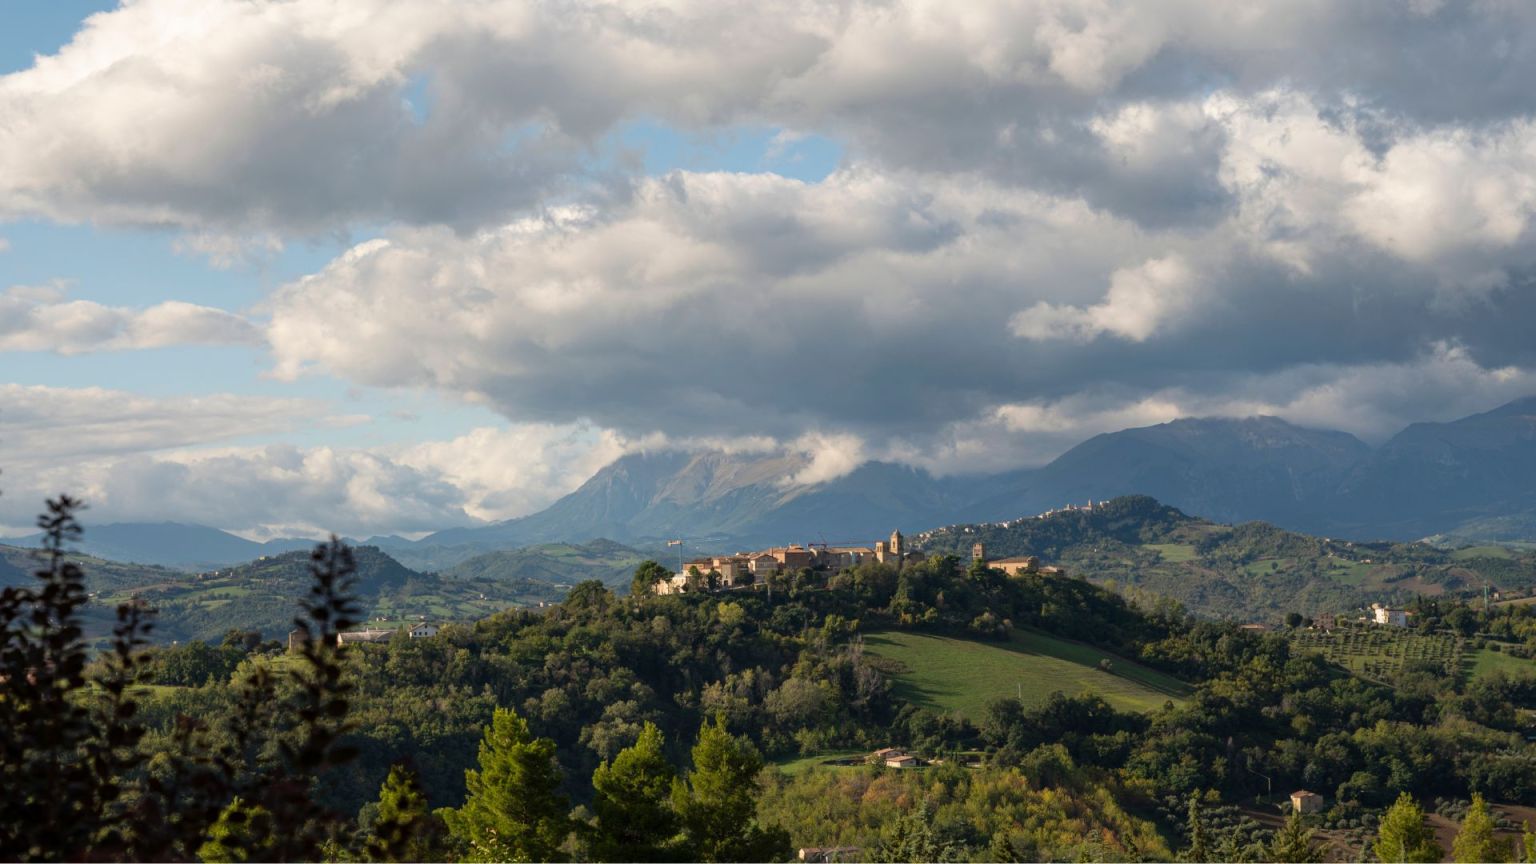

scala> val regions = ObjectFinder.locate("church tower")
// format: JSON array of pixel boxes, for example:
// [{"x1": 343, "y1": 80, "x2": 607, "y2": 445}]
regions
[{"x1": 889, "y1": 529, "x2": 904, "y2": 561}]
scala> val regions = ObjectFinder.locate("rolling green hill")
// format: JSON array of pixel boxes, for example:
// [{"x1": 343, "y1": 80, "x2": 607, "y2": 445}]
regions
[
  {"x1": 3, "y1": 536, "x2": 657, "y2": 645},
  {"x1": 918, "y1": 496, "x2": 1536, "y2": 623},
  {"x1": 1, "y1": 542, "x2": 197, "y2": 643},
  {"x1": 862, "y1": 628, "x2": 1190, "y2": 719},
  {"x1": 440, "y1": 539, "x2": 651, "y2": 590},
  {"x1": 87, "y1": 545, "x2": 555, "y2": 644}
]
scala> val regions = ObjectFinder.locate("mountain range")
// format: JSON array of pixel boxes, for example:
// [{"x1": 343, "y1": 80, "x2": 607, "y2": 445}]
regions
[
  {"x1": 414, "y1": 396, "x2": 1536, "y2": 552},
  {"x1": 17, "y1": 397, "x2": 1536, "y2": 569}
]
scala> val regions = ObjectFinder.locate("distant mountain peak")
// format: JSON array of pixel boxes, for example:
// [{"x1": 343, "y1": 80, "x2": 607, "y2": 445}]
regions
[{"x1": 1482, "y1": 395, "x2": 1536, "y2": 418}]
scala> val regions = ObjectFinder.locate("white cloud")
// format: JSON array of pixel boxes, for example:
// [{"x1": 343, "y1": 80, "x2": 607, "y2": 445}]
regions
[
  {"x1": 1212, "y1": 90, "x2": 1536, "y2": 277},
  {"x1": 8, "y1": 0, "x2": 1536, "y2": 237},
  {"x1": 782, "y1": 432, "x2": 868, "y2": 486},
  {"x1": 0, "y1": 283, "x2": 260, "y2": 354},
  {"x1": 396, "y1": 423, "x2": 630, "y2": 522},
  {"x1": 0, "y1": 383, "x2": 323, "y2": 464},
  {"x1": 1012, "y1": 255, "x2": 1198, "y2": 343},
  {"x1": 0, "y1": 388, "x2": 631, "y2": 537},
  {"x1": 0, "y1": 392, "x2": 604, "y2": 537}
]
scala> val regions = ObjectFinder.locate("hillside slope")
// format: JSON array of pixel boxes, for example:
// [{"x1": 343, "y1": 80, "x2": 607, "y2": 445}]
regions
[
  {"x1": 864, "y1": 628, "x2": 1190, "y2": 718},
  {"x1": 918, "y1": 496, "x2": 1536, "y2": 623},
  {"x1": 440, "y1": 540, "x2": 650, "y2": 589},
  {"x1": 90, "y1": 545, "x2": 557, "y2": 644},
  {"x1": 1334, "y1": 397, "x2": 1536, "y2": 539}
]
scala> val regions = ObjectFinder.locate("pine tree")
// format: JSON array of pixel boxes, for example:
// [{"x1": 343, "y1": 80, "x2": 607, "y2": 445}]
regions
[
  {"x1": 1453, "y1": 794, "x2": 1513, "y2": 863},
  {"x1": 368, "y1": 764, "x2": 447, "y2": 862},
  {"x1": 1522, "y1": 820, "x2": 1536, "y2": 863},
  {"x1": 590, "y1": 722, "x2": 681, "y2": 862},
  {"x1": 440, "y1": 707, "x2": 571, "y2": 863},
  {"x1": 671, "y1": 715, "x2": 790, "y2": 862},
  {"x1": 1375, "y1": 792, "x2": 1444, "y2": 863},
  {"x1": 1267, "y1": 811, "x2": 1324, "y2": 863}
]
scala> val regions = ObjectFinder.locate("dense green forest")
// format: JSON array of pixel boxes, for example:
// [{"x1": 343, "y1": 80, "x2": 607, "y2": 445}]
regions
[
  {"x1": 919, "y1": 496, "x2": 1536, "y2": 623},
  {"x1": 14, "y1": 492, "x2": 1536, "y2": 860}
]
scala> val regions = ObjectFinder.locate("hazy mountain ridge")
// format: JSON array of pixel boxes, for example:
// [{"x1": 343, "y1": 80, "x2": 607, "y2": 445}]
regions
[
  {"x1": 8, "y1": 522, "x2": 323, "y2": 572},
  {"x1": 73, "y1": 539, "x2": 651, "y2": 644},
  {"x1": 967, "y1": 416, "x2": 1374, "y2": 532},
  {"x1": 21, "y1": 397, "x2": 1536, "y2": 569},
  {"x1": 429, "y1": 397, "x2": 1536, "y2": 548}
]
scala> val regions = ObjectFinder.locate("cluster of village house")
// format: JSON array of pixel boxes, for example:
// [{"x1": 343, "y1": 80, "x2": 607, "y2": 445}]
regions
[{"x1": 654, "y1": 531, "x2": 1064, "y2": 595}]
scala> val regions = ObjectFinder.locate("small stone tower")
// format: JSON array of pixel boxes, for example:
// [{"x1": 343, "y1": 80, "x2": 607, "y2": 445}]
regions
[
  {"x1": 972, "y1": 542, "x2": 986, "y2": 562},
  {"x1": 889, "y1": 529, "x2": 904, "y2": 560}
]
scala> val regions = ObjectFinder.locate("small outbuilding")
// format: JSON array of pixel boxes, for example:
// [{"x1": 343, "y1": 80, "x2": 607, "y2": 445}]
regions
[
  {"x1": 884, "y1": 754, "x2": 919, "y2": 769},
  {"x1": 1290, "y1": 790, "x2": 1325, "y2": 814}
]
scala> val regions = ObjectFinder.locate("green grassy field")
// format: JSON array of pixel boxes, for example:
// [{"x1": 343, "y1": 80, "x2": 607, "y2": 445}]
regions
[
  {"x1": 1242, "y1": 557, "x2": 1289, "y2": 576},
  {"x1": 1452, "y1": 546, "x2": 1518, "y2": 561},
  {"x1": 1469, "y1": 647, "x2": 1536, "y2": 679},
  {"x1": 863, "y1": 629, "x2": 1190, "y2": 719},
  {"x1": 1325, "y1": 559, "x2": 1377, "y2": 585},
  {"x1": 771, "y1": 750, "x2": 869, "y2": 774},
  {"x1": 1145, "y1": 543, "x2": 1198, "y2": 563}
]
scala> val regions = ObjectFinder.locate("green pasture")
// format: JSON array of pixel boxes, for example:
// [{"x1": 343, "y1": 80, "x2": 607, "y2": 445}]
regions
[
  {"x1": 863, "y1": 628, "x2": 1190, "y2": 720},
  {"x1": 1145, "y1": 543, "x2": 1198, "y2": 563}
]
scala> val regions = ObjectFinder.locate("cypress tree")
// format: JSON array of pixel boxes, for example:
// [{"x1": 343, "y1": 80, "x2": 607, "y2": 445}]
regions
[
  {"x1": 1183, "y1": 795, "x2": 1208, "y2": 863},
  {"x1": 1266, "y1": 810, "x2": 1323, "y2": 863}
]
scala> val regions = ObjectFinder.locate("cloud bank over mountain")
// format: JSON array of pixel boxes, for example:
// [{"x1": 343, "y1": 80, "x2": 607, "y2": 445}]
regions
[{"x1": 5, "y1": 0, "x2": 1536, "y2": 535}]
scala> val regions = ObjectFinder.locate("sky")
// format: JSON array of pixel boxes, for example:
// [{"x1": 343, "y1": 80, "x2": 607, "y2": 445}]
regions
[{"x1": 4, "y1": 0, "x2": 1536, "y2": 540}]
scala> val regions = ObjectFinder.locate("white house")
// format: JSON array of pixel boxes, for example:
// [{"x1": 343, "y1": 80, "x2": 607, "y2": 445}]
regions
[
  {"x1": 408, "y1": 622, "x2": 439, "y2": 639},
  {"x1": 1370, "y1": 603, "x2": 1408, "y2": 627},
  {"x1": 654, "y1": 573, "x2": 691, "y2": 595}
]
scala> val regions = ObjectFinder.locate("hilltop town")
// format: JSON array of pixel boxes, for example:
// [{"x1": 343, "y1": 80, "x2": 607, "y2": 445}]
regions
[{"x1": 654, "y1": 528, "x2": 1064, "y2": 595}]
